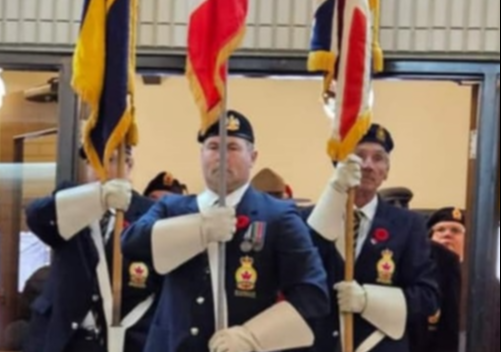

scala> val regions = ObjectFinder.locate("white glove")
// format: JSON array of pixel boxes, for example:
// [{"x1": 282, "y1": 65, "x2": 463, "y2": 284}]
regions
[
  {"x1": 330, "y1": 154, "x2": 362, "y2": 192},
  {"x1": 209, "y1": 327, "x2": 258, "y2": 352},
  {"x1": 101, "y1": 179, "x2": 132, "y2": 210},
  {"x1": 201, "y1": 207, "x2": 237, "y2": 245},
  {"x1": 335, "y1": 281, "x2": 367, "y2": 313}
]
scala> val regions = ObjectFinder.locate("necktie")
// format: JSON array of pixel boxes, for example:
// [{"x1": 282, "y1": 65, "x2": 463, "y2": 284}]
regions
[
  {"x1": 101, "y1": 211, "x2": 116, "y2": 275},
  {"x1": 100, "y1": 210, "x2": 112, "y2": 241},
  {"x1": 353, "y1": 210, "x2": 363, "y2": 252}
]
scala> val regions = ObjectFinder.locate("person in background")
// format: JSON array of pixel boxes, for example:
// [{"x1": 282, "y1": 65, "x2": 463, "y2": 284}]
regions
[
  {"x1": 378, "y1": 187, "x2": 413, "y2": 209},
  {"x1": 3, "y1": 266, "x2": 49, "y2": 350},
  {"x1": 250, "y1": 167, "x2": 287, "y2": 199},
  {"x1": 427, "y1": 207, "x2": 466, "y2": 262},
  {"x1": 143, "y1": 171, "x2": 188, "y2": 200},
  {"x1": 380, "y1": 188, "x2": 461, "y2": 352},
  {"x1": 251, "y1": 168, "x2": 312, "y2": 208}
]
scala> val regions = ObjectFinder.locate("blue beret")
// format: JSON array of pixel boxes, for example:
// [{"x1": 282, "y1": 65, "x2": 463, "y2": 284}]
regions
[{"x1": 198, "y1": 110, "x2": 254, "y2": 144}]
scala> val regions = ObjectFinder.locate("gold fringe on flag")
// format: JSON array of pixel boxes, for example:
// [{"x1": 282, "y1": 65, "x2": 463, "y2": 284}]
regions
[
  {"x1": 186, "y1": 22, "x2": 247, "y2": 134},
  {"x1": 369, "y1": 0, "x2": 384, "y2": 72},
  {"x1": 101, "y1": 0, "x2": 138, "y2": 180},
  {"x1": 71, "y1": 0, "x2": 107, "y2": 114},
  {"x1": 326, "y1": 110, "x2": 371, "y2": 161},
  {"x1": 307, "y1": 51, "x2": 338, "y2": 94},
  {"x1": 126, "y1": 0, "x2": 139, "y2": 146},
  {"x1": 72, "y1": 0, "x2": 107, "y2": 180}
]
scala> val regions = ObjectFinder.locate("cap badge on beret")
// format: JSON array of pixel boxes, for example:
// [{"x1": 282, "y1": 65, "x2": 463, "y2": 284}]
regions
[
  {"x1": 452, "y1": 208, "x2": 462, "y2": 220},
  {"x1": 163, "y1": 172, "x2": 174, "y2": 186},
  {"x1": 376, "y1": 126, "x2": 386, "y2": 142},
  {"x1": 226, "y1": 115, "x2": 240, "y2": 131}
]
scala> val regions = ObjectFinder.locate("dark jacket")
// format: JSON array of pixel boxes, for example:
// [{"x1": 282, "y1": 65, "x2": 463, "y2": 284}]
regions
[{"x1": 23, "y1": 183, "x2": 158, "y2": 352}]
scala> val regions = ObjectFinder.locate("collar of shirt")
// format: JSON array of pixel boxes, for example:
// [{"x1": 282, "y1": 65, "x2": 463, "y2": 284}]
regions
[{"x1": 197, "y1": 183, "x2": 250, "y2": 210}]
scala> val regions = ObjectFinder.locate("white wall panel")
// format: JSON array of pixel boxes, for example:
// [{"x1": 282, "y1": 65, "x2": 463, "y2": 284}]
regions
[{"x1": 0, "y1": 0, "x2": 498, "y2": 59}]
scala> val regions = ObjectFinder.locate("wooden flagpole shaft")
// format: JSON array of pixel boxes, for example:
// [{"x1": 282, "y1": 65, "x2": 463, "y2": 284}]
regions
[
  {"x1": 343, "y1": 188, "x2": 355, "y2": 352},
  {"x1": 112, "y1": 142, "x2": 125, "y2": 326}
]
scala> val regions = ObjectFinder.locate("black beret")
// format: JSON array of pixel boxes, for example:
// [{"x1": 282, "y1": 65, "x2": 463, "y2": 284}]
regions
[
  {"x1": 198, "y1": 109, "x2": 254, "y2": 144},
  {"x1": 143, "y1": 171, "x2": 187, "y2": 196},
  {"x1": 427, "y1": 207, "x2": 465, "y2": 229},
  {"x1": 359, "y1": 123, "x2": 394, "y2": 153}
]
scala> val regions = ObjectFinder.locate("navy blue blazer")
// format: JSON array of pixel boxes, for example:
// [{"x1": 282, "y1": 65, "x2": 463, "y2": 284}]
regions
[
  {"x1": 23, "y1": 183, "x2": 158, "y2": 352},
  {"x1": 303, "y1": 199, "x2": 439, "y2": 352},
  {"x1": 409, "y1": 241, "x2": 461, "y2": 352},
  {"x1": 122, "y1": 187, "x2": 329, "y2": 352}
]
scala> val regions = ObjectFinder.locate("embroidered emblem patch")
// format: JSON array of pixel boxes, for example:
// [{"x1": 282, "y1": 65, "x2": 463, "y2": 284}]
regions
[
  {"x1": 129, "y1": 262, "x2": 148, "y2": 288},
  {"x1": 376, "y1": 249, "x2": 395, "y2": 284},
  {"x1": 235, "y1": 256, "x2": 257, "y2": 298}
]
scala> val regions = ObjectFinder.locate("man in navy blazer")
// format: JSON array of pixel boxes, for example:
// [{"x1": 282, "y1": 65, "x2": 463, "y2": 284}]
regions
[
  {"x1": 307, "y1": 124, "x2": 440, "y2": 352},
  {"x1": 122, "y1": 110, "x2": 329, "y2": 352},
  {"x1": 24, "y1": 146, "x2": 158, "y2": 352}
]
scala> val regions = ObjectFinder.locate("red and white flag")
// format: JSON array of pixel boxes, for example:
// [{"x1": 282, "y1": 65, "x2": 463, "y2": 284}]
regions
[
  {"x1": 326, "y1": 0, "x2": 373, "y2": 161},
  {"x1": 186, "y1": 0, "x2": 248, "y2": 133},
  {"x1": 308, "y1": 0, "x2": 376, "y2": 161}
]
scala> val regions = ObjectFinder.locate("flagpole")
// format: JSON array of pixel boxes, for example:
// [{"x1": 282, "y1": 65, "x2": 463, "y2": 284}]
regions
[
  {"x1": 216, "y1": 76, "x2": 228, "y2": 330},
  {"x1": 185, "y1": 0, "x2": 248, "y2": 332},
  {"x1": 344, "y1": 188, "x2": 355, "y2": 352},
  {"x1": 112, "y1": 142, "x2": 125, "y2": 326},
  {"x1": 110, "y1": 0, "x2": 137, "y2": 326}
]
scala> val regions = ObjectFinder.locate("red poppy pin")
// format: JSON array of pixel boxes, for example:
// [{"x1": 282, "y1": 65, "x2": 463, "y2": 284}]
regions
[
  {"x1": 123, "y1": 220, "x2": 130, "y2": 229},
  {"x1": 373, "y1": 228, "x2": 389, "y2": 243},
  {"x1": 237, "y1": 215, "x2": 250, "y2": 229}
]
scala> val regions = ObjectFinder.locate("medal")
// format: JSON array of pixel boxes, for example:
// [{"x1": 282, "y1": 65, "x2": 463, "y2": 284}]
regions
[
  {"x1": 251, "y1": 222, "x2": 266, "y2": 252},
  {"x1": 240, "y1": 241, "x2": 253, "y2": 253}
]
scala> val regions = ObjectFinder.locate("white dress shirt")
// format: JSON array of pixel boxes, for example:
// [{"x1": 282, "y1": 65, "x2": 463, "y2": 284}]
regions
[
  {"x1": 197, "y1": 183, "x2": 250, "y2": 209},
  {"x1": 196, "y1": 182, "x2": 250, "y2": 328},
  {"x1": 18, "y1": 231, "x2": 51, "y2": 292}
]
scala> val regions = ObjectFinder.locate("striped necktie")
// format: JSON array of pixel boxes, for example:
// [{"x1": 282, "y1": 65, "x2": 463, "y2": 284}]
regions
[
  {"x1": 99, "y1": 210, "x2": 113, "y2": 242},
  {"x1": 353, "y1": 210, "x2": 364, "y2": 252}
]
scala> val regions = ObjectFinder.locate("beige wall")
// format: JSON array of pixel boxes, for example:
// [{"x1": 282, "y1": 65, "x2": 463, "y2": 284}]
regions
[
  {"x1": 133, "y1": 77, "x2": 471, "y2": 209},
  {"x1": 0, "y1": 71, "x2": 471, "y2": 209}
]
